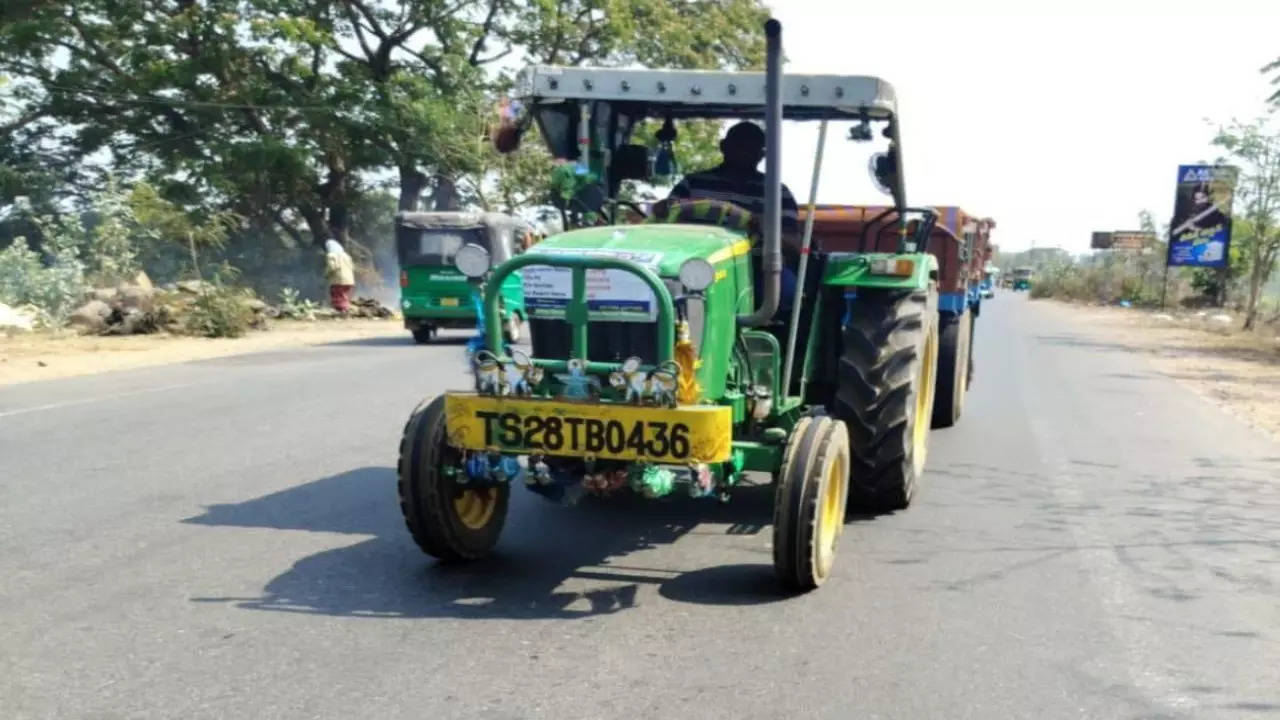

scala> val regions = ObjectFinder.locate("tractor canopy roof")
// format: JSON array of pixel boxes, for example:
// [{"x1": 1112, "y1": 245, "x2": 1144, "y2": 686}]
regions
[{"x1": 514, "y1": 65, "x2": 898, "y2": 122}]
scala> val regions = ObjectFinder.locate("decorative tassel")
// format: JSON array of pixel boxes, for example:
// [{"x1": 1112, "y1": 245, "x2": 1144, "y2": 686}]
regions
[{"x1": 674, "y1": 320, "x2": 702, "y2": 405}]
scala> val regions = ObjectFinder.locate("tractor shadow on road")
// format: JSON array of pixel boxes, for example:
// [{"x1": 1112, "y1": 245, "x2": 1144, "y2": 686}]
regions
[{"x1": 184, "y1": 466, "x2": 789, "y2": 620}]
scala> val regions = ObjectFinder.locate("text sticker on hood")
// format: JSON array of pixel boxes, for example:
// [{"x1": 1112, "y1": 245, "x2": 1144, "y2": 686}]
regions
[{"x1": 522, "y1": 248, "x2": 664, "y2": 322}]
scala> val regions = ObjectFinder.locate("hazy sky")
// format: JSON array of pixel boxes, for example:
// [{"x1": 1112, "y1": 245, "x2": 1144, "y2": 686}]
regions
[{"x1": 768, "y1": 0, "x2": 1280, "y2": 252}]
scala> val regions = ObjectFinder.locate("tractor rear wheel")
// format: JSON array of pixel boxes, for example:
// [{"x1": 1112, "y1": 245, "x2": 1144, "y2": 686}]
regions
[
  {"x1": 773, "y1": 415, "x2": 851, "y2": 591},
  {"x1": 833, "y1": 286, "x2": 939, "y2": 512},
  {"x1": 398, "y1": 395, "x2": 509, "y2": 561},
  {"x1": 931, "y1": 310, "x2": 971, "y2": 428}
]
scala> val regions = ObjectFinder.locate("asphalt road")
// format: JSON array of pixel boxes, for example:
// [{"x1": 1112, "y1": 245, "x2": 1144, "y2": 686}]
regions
[{"x1": 3, "y1": 295, "x2": 1279, "y2": 720}]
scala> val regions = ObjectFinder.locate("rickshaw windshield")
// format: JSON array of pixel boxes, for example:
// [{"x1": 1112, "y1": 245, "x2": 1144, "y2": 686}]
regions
[{"x1": 397, "y1": 225, "x2": 487, "y2": 267}]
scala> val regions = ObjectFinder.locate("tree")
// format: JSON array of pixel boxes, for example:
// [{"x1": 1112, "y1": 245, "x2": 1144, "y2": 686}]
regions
[
  {"x1": 0, "y1": 0, "x2": 771, "y2": 254},
  {"x1": 1213, "y1": 116, "x2": 1280, "y2": 330}
]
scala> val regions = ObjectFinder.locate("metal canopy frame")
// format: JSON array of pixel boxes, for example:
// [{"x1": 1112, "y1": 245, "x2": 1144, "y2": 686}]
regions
[{"x1": 515, "y1": 65, "x2": 898, "y2": 122}]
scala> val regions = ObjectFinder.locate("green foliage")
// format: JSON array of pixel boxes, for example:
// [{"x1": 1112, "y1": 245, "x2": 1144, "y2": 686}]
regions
[
  {"x1": 277, "y1": 286, "x2": 318, "y2": 320},
  {"x1": 0, "y1": 233, "x2": 87, "y2": 327},
  {"x1": 0, "y1": 0, "x2": 772, "y2": 248},
  {"x1": 86, "y1": 178, "x2": 141, "y2": 284},
  {"x1": 1212, "y1": 115, "x2": 1280, "y2": 328},
  {"x1": 184, "y1": 268, "x2": 255, "y2": 338}
]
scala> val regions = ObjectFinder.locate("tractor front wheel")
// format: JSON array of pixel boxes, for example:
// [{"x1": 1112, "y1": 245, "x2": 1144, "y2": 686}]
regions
[
  {"x1": 398, "y1": 396, "x2": 509, "y2": 561},
  {"x1": 773, "y1": 415, "x2": 851, "y2": 591},
  {"x1": 833, "y1": 285, "x2": 939, "y2": 512}
]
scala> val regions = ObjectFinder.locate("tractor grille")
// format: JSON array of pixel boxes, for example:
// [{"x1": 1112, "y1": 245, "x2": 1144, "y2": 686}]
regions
[{"x1": 530, "y1": 319, "x2": 659, "y2": 365}]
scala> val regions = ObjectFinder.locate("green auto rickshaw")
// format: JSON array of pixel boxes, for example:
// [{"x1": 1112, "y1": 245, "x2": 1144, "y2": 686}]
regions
[
  {"x1": 396, "y1": 211, "x2": 531, "y2": 344},
  {"x1": 1011, "y1": 266, "x2": 1033, "y2": 291}
]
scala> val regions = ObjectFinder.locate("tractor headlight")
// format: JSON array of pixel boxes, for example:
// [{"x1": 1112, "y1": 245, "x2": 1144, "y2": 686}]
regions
[
  {"x1": 678, "y1": 258, "x2": 715, "y2": 292},
  {"x1": 869, "y1": 257, "x2": 915, "y2": 277},
  {"x1": 455, "y1": 243, "x2": 491, "y2": 278}
]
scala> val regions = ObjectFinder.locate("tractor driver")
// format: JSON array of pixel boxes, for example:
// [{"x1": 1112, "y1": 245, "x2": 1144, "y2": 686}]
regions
[{"x1": 667, "y1": 121, "x2": 802, "y2": 311}]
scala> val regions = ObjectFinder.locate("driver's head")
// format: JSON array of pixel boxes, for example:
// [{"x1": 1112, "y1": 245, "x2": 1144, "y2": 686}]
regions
[{"x1": 720, "y1": 121, "x2": 766, "y2": 173}]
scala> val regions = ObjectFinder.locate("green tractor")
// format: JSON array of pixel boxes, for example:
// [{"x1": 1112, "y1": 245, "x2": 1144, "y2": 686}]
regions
[{"x1": 397, "y1": 19, "x2": 940, "y2": 591}]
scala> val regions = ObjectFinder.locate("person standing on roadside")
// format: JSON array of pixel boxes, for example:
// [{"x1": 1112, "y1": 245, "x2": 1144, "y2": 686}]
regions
[{"x1": 324, "y1": 239, "x2": 355, "y2": 313}]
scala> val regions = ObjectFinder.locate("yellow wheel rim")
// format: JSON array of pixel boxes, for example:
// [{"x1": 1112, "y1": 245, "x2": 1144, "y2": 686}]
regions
[
  {"x1": 912, "y1": 324, "x2": 939, "y2": 475},
  {"x1": 817, "y1": 450, "x2": 847, "y2": 569},
  {"x1": 453, "y1": 488, "x2": 498, "y2": 530}
]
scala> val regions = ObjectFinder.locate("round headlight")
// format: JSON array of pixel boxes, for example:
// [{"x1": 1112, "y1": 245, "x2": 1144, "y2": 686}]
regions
[
  {"x1": 454, "y1": 243, "x2": 491, "y2": 278},
  {"x1": 678, "y1": 258, "x2": 715, "y2": 292}
]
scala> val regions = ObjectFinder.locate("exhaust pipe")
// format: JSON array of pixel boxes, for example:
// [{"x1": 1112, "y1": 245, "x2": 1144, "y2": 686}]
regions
[{"x1": 740, "y1": 17, "x2": 783, "y2": 327}]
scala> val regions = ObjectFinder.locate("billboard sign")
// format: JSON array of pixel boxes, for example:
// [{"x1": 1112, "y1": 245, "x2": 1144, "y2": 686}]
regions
[
  {"x1": 1111, "y1": 231, "x2": 1156, "y2": 251},
  {"x1": 1168, "y1": 165, "x2": 1236, "y2": 267},
  {"x1": 1091, "y1": 231, "x2": 1114, "y2": 249}
]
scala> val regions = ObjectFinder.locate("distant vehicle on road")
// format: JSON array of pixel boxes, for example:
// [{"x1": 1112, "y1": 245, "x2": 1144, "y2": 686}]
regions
[
  {"x1": 980, "y1": 264, "x2": 998, "y2": 298},
  {"x1": 395, "y1": 211, "x2": 530, "y2": 344},
  {"x1": 1012, "y1": 266, "x2": 1033, "y2": 291}
]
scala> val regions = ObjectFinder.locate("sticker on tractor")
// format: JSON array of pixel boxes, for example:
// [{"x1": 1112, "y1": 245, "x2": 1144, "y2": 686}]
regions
[
  {"x1": 521, "y1": 249, "x2": 663, "y2": 321},
  {"x1": 444, "y1": 393, "x2": 731, "y2": 463}
]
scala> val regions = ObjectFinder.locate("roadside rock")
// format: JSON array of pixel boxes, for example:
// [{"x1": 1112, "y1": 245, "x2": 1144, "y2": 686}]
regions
[
  {"x1": 348, "y1": 296, "x2": 394, "y2": 319},
  {"x1": 115, "y1": 284, "x2": 155, "y2": 313},
  {"x1": 131, "y1": 270, "x2": 154, "y2": 292},
  {"x1": 90, "y1": 287, "x2": 119, "y2": 303},
  {"x1": 69, "y1": 300, "x2": 113, "y2": 333},
  {"x1": 0, "y1": 302, "x2": 39, "y2": 332}
]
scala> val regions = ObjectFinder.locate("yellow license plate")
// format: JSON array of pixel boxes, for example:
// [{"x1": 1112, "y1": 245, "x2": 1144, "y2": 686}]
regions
[
  {"x1": 444, "y1": 393, "x2": 732, "y2": 463},
  {"x1": 439, "y1": 297, "x2": 460, "y2": 307}
]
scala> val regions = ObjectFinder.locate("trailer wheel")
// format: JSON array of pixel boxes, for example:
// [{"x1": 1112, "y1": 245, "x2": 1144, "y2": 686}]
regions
[
  {"x1": 398, "y1": 396, "x2": 508, "y2": 561},
  {"x1": 833, "y1": 286, "x2": 938, "y2": 512},
  {"x1": 773, "y1": 415, "x2": 850, "y2": 591},
  {"x1": 966, "y1": 312, "x2": 976, "y2": 389},
  {"x1": 931, "y1": 310, "x2": 971, "y2": 428}
]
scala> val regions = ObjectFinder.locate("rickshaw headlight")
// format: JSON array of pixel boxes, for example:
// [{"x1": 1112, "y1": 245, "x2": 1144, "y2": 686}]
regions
[{"x1": 455, "y1": 243, "x2": 491, "y2": 278}]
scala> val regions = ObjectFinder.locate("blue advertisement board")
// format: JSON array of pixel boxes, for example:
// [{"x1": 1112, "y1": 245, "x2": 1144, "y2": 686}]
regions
[{"x1": 1167, "y1": 165, "x2": 1236, "y2": 267}]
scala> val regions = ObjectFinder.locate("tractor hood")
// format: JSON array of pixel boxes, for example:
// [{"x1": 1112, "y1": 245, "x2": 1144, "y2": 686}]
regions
[{"x1": 523, "y1": 224, "x2": 750, "y2": 277}]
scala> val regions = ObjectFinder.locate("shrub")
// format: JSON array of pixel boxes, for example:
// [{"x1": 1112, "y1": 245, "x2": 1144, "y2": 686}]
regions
[
  {"x1": 277, "y1": 287, "x2": 318, "y2": 320},
  {"x1": 0, "y1": 235, "x2": 88, "y2": 327},
  {"x1": 182, "y1": 266, "x2": 254, "y2": 338}
]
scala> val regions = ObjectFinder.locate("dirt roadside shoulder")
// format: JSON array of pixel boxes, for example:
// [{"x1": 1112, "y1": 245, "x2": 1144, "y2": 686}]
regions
[
  {"x1": 1037, "y1": 299, "x2": 1280, "y2": 442},
  {"x1": 0, "y1": 319, "x2": 408, "y2": 386}
]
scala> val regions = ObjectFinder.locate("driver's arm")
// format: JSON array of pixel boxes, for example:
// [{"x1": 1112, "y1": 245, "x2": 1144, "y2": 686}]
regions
[{"x1": 780, "y1": 184, "x2": 802, "y2": 259}]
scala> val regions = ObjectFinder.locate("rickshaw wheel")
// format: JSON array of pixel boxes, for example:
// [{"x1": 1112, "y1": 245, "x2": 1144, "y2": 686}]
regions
[{"x1": 412, "y1": 325, "x2": 435, "y2": 344}]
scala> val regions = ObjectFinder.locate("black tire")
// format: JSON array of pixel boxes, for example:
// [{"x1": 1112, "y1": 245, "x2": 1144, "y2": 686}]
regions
[
  {"x1": 931, "y1": 310, "x2": 971, "y2": 428},
  {"x1": 773, "y1": 415, "x2": 850, "y2": 591},
  {"x1": 833, "y1": 285, "x2": 939, "y2": 512},
  {"x1": 397, "y1": 396, "x2": 509, "y2": 562},
  {"x1": 411, "y1": 325, "x2": 434, "y2": 344},
  {"x1": 966, "y1": 312, "x2": 976, "y2": 389}
]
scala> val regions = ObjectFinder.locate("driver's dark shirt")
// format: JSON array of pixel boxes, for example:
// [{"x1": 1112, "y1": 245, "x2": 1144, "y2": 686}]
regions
[{"x1": 669, "y1": 164, "x2": 799, "y2": 234}]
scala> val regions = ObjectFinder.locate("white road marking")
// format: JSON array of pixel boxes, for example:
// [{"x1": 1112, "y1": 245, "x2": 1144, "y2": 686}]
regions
[{"x1": 0, "y1": 382, "x2": 200, "y2": 419}]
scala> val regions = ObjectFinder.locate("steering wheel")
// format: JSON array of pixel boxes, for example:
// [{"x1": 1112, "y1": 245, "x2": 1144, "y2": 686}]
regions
[
  {"x1": 647, "y1": 198, "x2": 757, "y2": 235},
  {"x1": 610, "y1": 200, "x2": 649, "y2": 223}
]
